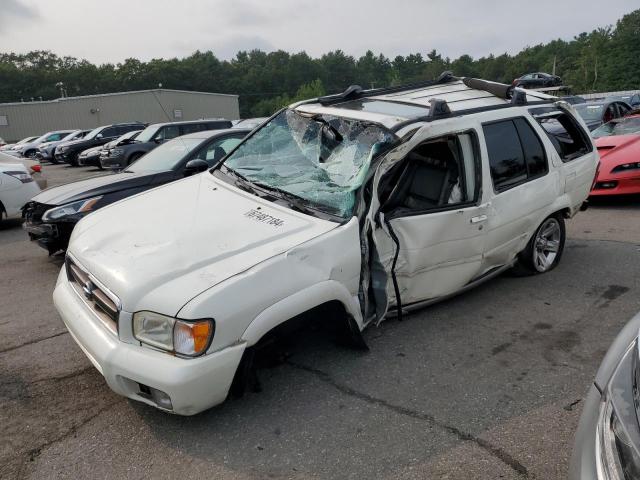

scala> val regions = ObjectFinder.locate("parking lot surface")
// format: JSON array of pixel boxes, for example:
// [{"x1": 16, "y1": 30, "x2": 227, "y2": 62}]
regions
[{"x1": 1, "y1": 164, "x2": 639, "y2": 479}]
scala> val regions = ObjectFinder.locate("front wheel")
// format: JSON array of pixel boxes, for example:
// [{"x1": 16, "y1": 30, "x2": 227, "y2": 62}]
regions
[{"x1": 512, "y1": 214, "x2": 566, "y2": 275}]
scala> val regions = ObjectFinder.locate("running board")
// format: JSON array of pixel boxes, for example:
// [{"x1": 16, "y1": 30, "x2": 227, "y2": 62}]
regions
[{"x1": 386, "y1": 261, "x2": 515, "y2": 318}]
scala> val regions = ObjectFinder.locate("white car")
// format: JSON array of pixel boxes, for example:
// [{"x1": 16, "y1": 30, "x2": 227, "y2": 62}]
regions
[
  {"x1": 6, "y1": 130, "x2": 76, "y2": 158},
  {"x1": 0, "y1": 163, "x2": 41, "y2": 223},
  {"x1": 0, "y1": 135, "x2": 39, "y2": 152},
  {"x1": 0, "y1": 151, "x2": 47, "y2": 189},
  {"x1": 53, "y1": 74, "x2": 599, "y2": 415}
]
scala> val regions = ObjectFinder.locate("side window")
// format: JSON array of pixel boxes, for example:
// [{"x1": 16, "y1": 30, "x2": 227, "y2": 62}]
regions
[
  {"x1": 46, "y1": 133, "x2": 63, "y2": 142},
  {"x1": 196, "y1": 136, "x2": 243, "y2": 166},
  {"x1": 531, "y1": 107, "x2": 592, "y2": 162},
  {"x1": 181, "y1": 123, "x2": 205, "y2": 135},
  {"x1": 101, "y1": 127, "x2": 119, "y2": 138},
  {"x1": 206, "y1": 121, "x2": 230, "y2": 130},
  {"x1": 155, "y1": 125, "x2": 180, "y2": 142},
  {"x1": 380, "y1": 132, "x2": 480, "y2": 212},
  {"x1": 483, "y1": 120, "x2": 528, "y2": 191},
  {"x1": 513, "y1": 118, "x2": 548, "y2": 178}
]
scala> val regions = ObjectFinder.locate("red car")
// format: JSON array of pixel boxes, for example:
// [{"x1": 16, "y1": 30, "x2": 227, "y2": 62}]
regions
[{"x1": 591, "y1": 114, "x2": 640, "y2": 196}]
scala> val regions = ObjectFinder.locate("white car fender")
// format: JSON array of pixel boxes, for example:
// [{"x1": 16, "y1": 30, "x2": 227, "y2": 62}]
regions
[{"x1": 241, "y1": 279, "x2": 363, "y2": 346}]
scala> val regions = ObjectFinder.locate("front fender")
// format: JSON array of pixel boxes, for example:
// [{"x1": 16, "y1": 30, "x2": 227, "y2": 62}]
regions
[{"x1": 241, "y1": 280, "x2": 363, "y2": 346}]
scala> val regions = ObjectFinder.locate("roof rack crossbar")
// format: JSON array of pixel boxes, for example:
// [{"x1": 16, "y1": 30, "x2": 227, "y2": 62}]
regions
[
  {"x1": 390, "y1": 98, "x2": 556, "y2": 133},
  {"x1": 317, "y1": 71, "x2": 458, "y2": 106}
]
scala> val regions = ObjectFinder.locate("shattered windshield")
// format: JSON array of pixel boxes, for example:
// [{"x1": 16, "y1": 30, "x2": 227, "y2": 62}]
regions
[{"x1": 220, "y1": 109, "x2": 396, "y2": 218}]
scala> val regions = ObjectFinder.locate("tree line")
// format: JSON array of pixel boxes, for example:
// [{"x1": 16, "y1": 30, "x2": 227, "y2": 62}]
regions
[{"x1": 0, "y1": 9, "x2": 638, "y2": 117}]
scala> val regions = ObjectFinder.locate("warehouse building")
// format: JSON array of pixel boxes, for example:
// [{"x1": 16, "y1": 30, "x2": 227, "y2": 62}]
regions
[{"x1": 0, "y1": 89, "x2": 239, "y2": 141}]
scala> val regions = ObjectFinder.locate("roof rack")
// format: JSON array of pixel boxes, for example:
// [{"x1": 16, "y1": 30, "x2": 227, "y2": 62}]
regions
[{"x1": 316, "y1": 71, "x2": 458, "y2": 106}]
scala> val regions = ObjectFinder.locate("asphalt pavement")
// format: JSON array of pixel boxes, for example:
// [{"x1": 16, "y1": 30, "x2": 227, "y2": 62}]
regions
[{"x1": 1, "y1": 164, "x2": 639, "y2": 479}]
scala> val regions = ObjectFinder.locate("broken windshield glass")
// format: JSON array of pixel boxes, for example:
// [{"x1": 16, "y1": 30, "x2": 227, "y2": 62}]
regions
[{"x1": 219, "y1": 109, "x2": 397, "y2": 218}]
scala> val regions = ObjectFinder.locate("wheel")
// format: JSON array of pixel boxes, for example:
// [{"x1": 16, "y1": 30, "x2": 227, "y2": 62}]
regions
[
  {"x1": 512, "y1": 214, "x2": 566, "y2": 275},
  {"x1": 25, "y1": 150, "x2": 37, "y2": 158}
]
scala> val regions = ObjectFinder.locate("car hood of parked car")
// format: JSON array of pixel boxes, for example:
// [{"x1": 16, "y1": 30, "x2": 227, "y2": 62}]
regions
[
  {"x1": 33, "y1": 171, "x2": 155, "y2": 205},
  {"x1": 67, "y1": 172, "x2": 339, "y2": 314},
  {"x1": 595, "y1": 134, "x2": 640, "y2": 166}
]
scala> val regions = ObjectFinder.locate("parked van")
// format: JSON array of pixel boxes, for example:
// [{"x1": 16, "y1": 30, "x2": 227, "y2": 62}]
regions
[{"x1": 54, "y1": 74, "x2": 598, "y2": 415}]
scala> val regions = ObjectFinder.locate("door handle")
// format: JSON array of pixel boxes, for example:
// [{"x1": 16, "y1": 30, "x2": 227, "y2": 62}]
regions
[{"x1": 470, "y1": 214, "x2": 488, "y2": 224}]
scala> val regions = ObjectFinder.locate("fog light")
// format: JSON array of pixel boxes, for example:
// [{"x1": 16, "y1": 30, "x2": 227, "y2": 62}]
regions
[{"x1": 138, "y1": 383, "x2": 173, "y2": 410}]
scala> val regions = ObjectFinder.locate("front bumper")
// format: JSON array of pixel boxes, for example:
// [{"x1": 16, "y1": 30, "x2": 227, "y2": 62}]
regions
[
  {"x1": 53, "y1": 270, "x2": 245, "y2": 415},
  {"x1": 591, "y1": 173, "x2": 640, "y2": 196},
  {"x1": 569, "y1": 385, "x2": 601, "y2": 479},
  {"x1": 78, "y1": 153, "x2": 101, "y2": 167},
  {"x1": 100, "y1": 155, "x2": 126, "y2": 169}
]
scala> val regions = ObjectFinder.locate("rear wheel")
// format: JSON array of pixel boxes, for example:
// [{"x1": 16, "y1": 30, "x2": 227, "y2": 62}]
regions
[
  {"x1": 25, "y1": 150, "x2": 37, "y2": 158},
  {"x1": 512, "y1": 214, "x2": 565, "y2": 275}
]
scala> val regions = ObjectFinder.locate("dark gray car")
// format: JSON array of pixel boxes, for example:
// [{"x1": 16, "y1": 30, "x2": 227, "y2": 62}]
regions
[
  {"x1": 100, "y1": 119, "x2": 232, "y2": 170},
  {"x1": 570, "y1": 310, "x2": 640, "y2": 479}
]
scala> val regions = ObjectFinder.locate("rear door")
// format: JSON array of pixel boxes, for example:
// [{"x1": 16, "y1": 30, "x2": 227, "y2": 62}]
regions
[
  {"x1": 375, "y1": 126, "x2": 488, "y2": 306},
  {"x1": 480, "y1": 116, "x2": 556, "y2": 270}
]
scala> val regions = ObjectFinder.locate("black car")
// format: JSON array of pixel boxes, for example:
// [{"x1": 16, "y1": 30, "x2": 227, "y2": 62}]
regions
[
  {"x1": 573, "y1": 100, "x2": 632, "y2": 131},
  {"x1": 54, "y1": 122, "x2": 145, "y2": 166},
  {"x1": 78, "y1": 130, "x2": 141, "y2": 169},
  {"x1": 23, "y1": 128, "x2": 249, "y2": 254},
  {"x1": 99, "y1": 119, "x2": 232, "y2": 170},
  {"x1": 512, "y1": 72, "x2": 562, "y2": 89}
]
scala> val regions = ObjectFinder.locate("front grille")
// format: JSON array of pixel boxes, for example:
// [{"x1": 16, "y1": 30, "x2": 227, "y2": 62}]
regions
[{"x1": 66, "y1": 257, "x2": 120, "y2": 335}]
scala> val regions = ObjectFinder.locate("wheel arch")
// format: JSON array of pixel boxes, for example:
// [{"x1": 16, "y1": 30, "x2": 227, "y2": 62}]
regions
[{"x1": 241, "y1": 280, "x2": 364, "y2": 347}]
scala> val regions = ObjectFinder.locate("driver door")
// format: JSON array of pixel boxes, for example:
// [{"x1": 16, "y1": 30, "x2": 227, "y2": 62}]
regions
[{"x1": 375, "y1": 125, "x2": 489, "y2": 308}]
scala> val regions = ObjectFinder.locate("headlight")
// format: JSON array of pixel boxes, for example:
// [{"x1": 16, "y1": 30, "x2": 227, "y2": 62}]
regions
[
  {"x1": 596, "y1": 340, "x2": 640, "y2": 480},
  {"x1": 42, "y1": 195, "x2": 103, "y2": 221},
  {"x1": 3, "y1": 170, "x2": 33, "y2": 183},
  {"x1": 111, "y1": 148, "x2": 124, "y2": 157},
  {"x1": 133, "y1": 311, "x2": 214, "y2": 357},
  {"x1": 612, "y1": 162, "x2": 640, "y2": 174},
  {"x1": 59, "y1": 146, "x2": 69, "y2": 153}
]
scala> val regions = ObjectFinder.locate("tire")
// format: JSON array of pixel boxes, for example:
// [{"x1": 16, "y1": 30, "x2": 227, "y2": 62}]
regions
[
  {"x1": 25, "y1": 150, "x2": 37, "y2": 158},
  {"x1": 512, "y1": 214, "x2": 566, "y2": 276}
]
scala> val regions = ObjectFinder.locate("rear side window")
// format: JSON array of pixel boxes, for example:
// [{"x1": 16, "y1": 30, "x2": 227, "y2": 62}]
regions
[
  {"x1": 483, "y1": 118, "x2": 548, "y2": 192},
  {"x1": 206, "y1": 121, "x2": 232, "y2": 130},
  {"x1": 101, "y1": 126, "x2": 119, "y2": 138},
  {"x1": 531, "y1": 107, "x2": 592, "y2": 162},
  {"x1": 181, "y1": 123, "x2": 206, "y2": 135},
  {"x1": 513, "y1": 118, "x2": 547, "y2": 177}
]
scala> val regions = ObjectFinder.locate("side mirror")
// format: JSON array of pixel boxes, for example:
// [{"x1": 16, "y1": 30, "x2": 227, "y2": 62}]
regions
[
  {"x1": 153, "y1": 137, "x2": 163, "y2": 144},
  {"x1": 184, "y1": 158, "x2": 209, "y2": 176},
  {"x1": 96, "y1": 133, "x2": 103, "y2": 139}
]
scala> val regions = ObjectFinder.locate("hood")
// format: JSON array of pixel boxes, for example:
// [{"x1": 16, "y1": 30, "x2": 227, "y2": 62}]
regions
[
  {"x1": 595, "y1": 134, "x2": 640, "y2": 168},
  {"x1": 80, "y1": 145, "x2": 103, "y2": 156},
  {"x1": 68, "y1": 173, "x2": 338, "y2": 313},
  {"x1": 33, "y1": 171, "x2": 154, "y2": 205}
]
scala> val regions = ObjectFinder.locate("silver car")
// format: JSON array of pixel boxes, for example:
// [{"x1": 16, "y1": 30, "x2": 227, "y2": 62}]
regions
[
  {"x1": 570, "y1": 311, "x2": 640, "y2": 479},
  {"x1": 6, "y1": 130, "x2": 76, "y2": 158}
]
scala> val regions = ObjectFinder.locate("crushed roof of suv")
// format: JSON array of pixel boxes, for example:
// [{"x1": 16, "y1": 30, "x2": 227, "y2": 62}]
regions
[{"x1": 296, "y1": 77, "x2": 555, "y2": 130}]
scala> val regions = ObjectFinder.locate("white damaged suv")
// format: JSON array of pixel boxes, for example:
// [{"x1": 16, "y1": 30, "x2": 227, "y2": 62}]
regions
[{"x1": 54, "y1": 74, "x2": 598, "y2": 415}]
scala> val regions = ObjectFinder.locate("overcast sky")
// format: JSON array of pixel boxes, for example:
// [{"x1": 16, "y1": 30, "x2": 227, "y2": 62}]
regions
[{"x1": 1, "y1": 0, "x2": 637, "y2": 64}]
